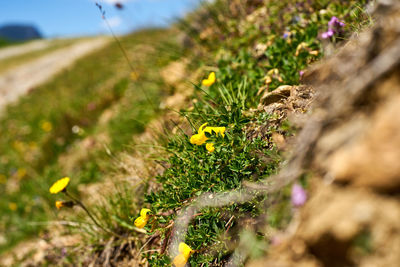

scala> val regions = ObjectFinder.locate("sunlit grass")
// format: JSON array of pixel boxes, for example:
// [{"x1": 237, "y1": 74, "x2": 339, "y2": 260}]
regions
[
  {"x1": 0, "y1": 28, "x2": 182, "y2": 253},
  {"x1": 0, "y1": 0, "x2": 372, "y2": 264}
]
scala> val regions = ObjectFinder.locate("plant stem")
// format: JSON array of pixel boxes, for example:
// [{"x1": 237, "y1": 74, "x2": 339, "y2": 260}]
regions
[{"x1": 64, "y1": 191, "x2": 123, "y2": 238}]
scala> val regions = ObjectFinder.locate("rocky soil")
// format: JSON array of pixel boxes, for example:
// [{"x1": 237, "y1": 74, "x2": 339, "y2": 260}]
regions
[{"x1": 249, "y1": 1, "x2": 400, "y2": 266}]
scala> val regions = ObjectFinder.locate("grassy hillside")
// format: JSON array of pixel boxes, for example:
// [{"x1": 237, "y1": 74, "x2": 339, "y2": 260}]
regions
[
  {"x1": 0, "y1": 28, "x2": 182, "y2": 253},
  {"x1": 0, "y1": 38, "x2": 11, "y2": 48},
  {"x1": 0, "y1": 0, "x2": 373, "y2": 265}
]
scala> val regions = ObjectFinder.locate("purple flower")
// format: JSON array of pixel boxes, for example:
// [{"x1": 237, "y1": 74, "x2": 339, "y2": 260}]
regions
[
  {"x1": 328, "y1": 16, "x2": 345, "y2": 28},
  {"x1": 321, "y1": 29, "x2": 334, "y2": 39},
  {"x1": 291, "y1": 184, "x2": 307, "y2": 207},
  {"x1": 322, "y1": 16, "x2": 345, "y2": 39},
  {"x1": 299, "y1": 70, "x2": 305, "y2": 77},
  {"x1": 283, "y1": 32, "x2": 289, "y2": 39},
  {"x1": 61, "y1": 247, "x2": 67, "y2": 257}
]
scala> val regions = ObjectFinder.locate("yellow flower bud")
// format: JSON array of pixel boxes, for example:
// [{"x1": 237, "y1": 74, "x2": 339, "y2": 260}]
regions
[
  {"x1": 55, "y1": 201, "x2": 64, "y2": 210},
  {"x1": 206, "y1": 143, "x2": 215, "y2": 152},
  {"x1": 134, "y1": 216, "x2": 148, "y2": 229},
  {"x1": 55, "y1": 201, "x2": 74, "y2": 210},
  {"x1": 134, "y1": 208, "x2": 151, "y2": 229},
  {"x1": 202, "y1": 72, "x2": 216, "y2": 86}
]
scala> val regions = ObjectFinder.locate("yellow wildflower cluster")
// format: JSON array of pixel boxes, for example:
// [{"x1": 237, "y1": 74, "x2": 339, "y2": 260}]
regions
[
  {"x1": 134, "y1": 208, "x2": 151, "y2": 229},
  {"x1": 173, "y1": 242, "x2": 194, "y2": 267},
  {"x1": 202, "y1": 72, "x2": 216, "y2": 86},
  {"x1": 49, "y1": 177, "x2": 70, "y2": 194},
  {"x1": 190, "y1": 123, "x2": 225, "y2": 152}
]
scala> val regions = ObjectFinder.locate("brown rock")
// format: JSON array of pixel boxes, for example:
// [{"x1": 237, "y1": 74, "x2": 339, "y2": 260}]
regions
[
  {"x1": 259, "y1": 85, "x2": 292, "y2": 106},
  {"x1": 329, "y1": 94, "x2": 400, "y2": 191}
]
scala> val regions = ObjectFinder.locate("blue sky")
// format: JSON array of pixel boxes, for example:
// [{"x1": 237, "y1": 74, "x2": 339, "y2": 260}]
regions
[{"x1": 0, "y1": 0, "x2": 201, "y2": 38}]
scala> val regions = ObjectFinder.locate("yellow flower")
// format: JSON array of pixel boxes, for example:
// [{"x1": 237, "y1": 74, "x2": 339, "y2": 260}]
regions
[
  {"x1": 55, "y1": 201, "x2": 74, "y2": 210},
  {"x1": 140, "y1": 208, "x2": 151, "y2": 217},
  {"x1": 134, "y1": 216, "x2": 148, "y2": 228},
  {"x1": 179, "y1": 242, "x2": 193, "y2": 258},
  {"x1": 202, "y1": 72, "x2": 216, "y2": 86},
  {"x1": 49, "y1": 177, "x2": 70, "y2": 194},
  {"x1": 130, "y1": 71, "x2": 139, "y2": 81},
  {"x1": 9, "y1": 202, "x2": 17, "y2": 211},
  {"x1": 190, "y1": 123, "x2": 226, "y2": 150},
  {"x1": 134, "y1": 208, "x2": 151, "y2": 229},
  {"x1": 206, "y1": 143, "x2": 215, "y2": 152},
  {"x1": 173, "y1": 243, "x2": 194, "y2": 267},
  {"x1": 190, "y1": 132, "x2": 207, "y2": 146},
  {"x1": 40, "y1": 121, "x2": 53, "y2": 132},
  {"x1": 55, "y1": 201, "x2": 64, "y2": 210},
  {"x1": 204, "y1": 126, "x2": 225, "y2": 137},
  {"x1": 173, "y1": 254, "x2": 188, "y2": 267},
  {"x1": 190, "y1": 123, "x2": 209, "y2": 145}
]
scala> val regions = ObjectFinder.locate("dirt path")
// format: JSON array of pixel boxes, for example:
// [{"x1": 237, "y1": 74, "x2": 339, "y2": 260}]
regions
[
  {"x1": 0, "y1": 39, "x2": 51, "y2": 61},
  {"x1": 0, "y1": 37, "x2": 110, "y2": 114}
]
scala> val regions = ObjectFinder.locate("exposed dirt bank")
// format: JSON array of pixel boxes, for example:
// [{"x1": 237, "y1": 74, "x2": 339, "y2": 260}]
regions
[{"x1": 249, "y1": 1, "x2": 400, "y2": 266}]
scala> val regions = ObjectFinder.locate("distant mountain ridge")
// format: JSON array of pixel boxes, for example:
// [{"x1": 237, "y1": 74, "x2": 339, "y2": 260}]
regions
[{"x1": 0, "y1": 24, "x2": 42, "y2": 42}]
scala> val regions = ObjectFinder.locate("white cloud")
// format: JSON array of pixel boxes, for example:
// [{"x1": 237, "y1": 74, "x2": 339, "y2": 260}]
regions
[
  {"x1": 99, "y1": 0, "x2": 132, "y2": 4},
  {"x1": 102, "y1": 16, "x2": 122, "y2": 28}
]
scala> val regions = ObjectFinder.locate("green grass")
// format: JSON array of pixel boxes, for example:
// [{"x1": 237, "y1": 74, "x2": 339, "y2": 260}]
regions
[
  {"x1": 0, "y1": 38, "x2": 12, "y2": 48},
  {"x1": 0, "y1": 28, "x2": 183, "y2": 254},
  {"x1": 46, "y1": 0, "x2": 370, "y2": 265},
  {"x1": 0, "y1": 0, "x2": 372, "y2": 265},
  {"x1": 140, "y1": 0, "x2": 371, "y2": 265}
]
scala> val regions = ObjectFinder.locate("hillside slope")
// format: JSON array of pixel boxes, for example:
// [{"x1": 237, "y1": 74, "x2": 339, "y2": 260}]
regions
[
  {"x1": 0, "y1": 28, "x2": 182, "y2": 259},
  {"x1": 3, "y1": 0, "x2": 398, "y2": 266}
]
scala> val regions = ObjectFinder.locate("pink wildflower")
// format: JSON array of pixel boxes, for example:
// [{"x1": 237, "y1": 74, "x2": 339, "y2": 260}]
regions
[{"x1": 291, "y1": 184, "x2": 307, "y2": 207}]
